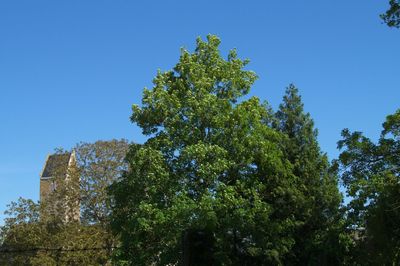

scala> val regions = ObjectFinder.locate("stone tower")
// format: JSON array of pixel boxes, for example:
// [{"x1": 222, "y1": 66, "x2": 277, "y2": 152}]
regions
[{"x1": 39, "y1": 150, "x2": 80, "y2": 222}]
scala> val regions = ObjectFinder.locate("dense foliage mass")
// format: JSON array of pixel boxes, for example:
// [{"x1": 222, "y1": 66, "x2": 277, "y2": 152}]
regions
[
  {"x1": 109, "y1": 35, "x2": 343, "y2": 265},
  {"x1": 274, "y1": 85, "x2": 345, "y2": 265},
  {"x1": 338, "y1": 109, "x2": 400, "y2": 264},
  {"x1": 0, "y1": 198, "x2": 112, "y2": 265}
]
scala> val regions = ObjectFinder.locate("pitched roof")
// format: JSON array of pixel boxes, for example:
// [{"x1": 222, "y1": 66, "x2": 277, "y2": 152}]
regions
[{"x1": 41, "y1": 153, "x2": 71, "y2": 178}]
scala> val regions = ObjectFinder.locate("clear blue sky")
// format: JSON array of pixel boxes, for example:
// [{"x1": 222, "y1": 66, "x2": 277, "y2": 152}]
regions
[{"x1": 1, "y1": 1, "x2": 399, "y2": 224}]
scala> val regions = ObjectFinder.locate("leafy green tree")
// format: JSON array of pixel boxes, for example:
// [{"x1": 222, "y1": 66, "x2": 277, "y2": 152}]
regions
[
  {"x1": 274, "y1": 85, "x2": 344, "y2": 265},
  {"x1": 76, "y1": 139, "x2": 130, "y2": 225},
  {"x1": 381, "y1": 0, "x2": 400, "y2": 28},
  {"x1": 0, "y1": 198, "x2": 41, "y2": 265},
  {"x1": 338, "y1": 109, "x2": 400, "y2": 264},
  {"x1": 110, "y1": 35, "x2": 307, "y2": 265}
]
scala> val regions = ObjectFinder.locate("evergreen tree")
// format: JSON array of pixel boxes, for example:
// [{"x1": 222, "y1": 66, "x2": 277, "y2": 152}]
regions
[{"x1": 275, "y1": 84, "x2": 343, "y2": 265}]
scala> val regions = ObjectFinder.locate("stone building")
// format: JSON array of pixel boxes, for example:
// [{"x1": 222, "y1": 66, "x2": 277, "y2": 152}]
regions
[{"x1": 40, "y1": 151, "x2": 80, "y2": 222}]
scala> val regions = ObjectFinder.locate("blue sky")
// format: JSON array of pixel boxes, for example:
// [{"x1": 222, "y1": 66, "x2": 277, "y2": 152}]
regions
[{"x1": 1, "y1": 1, "x2": 399, "y2": 224}]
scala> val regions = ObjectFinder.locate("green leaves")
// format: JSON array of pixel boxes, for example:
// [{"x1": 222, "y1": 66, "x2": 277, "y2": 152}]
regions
[
  {"x1": 76, "y1": 139, "x2": 130, "y2": 225},
  {"x1": 111, "y1": 36, "x2": 344, "y2": 265},
  {"x1": 132, "y1": 35, "x2": 257, "y2": 140},
  {"x1": 0, "y1": 199, "x2": 113, "y2": 265},
  {"x1": 338, "y1": 109, "x2": 400, "y2": 264},
  {"x1": 110, "y1": 35, "x2": 305, "y2": 265}
]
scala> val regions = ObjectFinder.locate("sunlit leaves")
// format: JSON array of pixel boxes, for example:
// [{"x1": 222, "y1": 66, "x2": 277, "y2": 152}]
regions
[{"x1": 110, "y1": 35, "x2": 300, "y2": 265}]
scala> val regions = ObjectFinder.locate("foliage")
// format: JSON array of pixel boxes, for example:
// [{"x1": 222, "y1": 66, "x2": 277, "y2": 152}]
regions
[
  {"x1": 76, "y1": 139, "x2": 130, "y2": 225},
  {"x1": 109, "y1": 35, "x2": 340, "y2": 265},
  {"x1": 0, "y1": 198, "x2": 41, "y2": 265},
  {"x1": 0, "y1": 199, "x2": 112, "y2": 265},
  {"x1": 338, "y1": 109, "x2": 400, "y2": 264},
  {"x1": 381, "y1": 0, "x2": 400, "y2": 28},
  {"x1": 274, "y1": 84, "x2": 345, "y2": 265}
]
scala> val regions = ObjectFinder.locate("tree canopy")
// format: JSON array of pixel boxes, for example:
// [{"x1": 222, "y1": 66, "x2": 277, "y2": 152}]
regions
[
  {"x1": 76, "y1": 139, "x2": 130, "y2": 226},
  {"x1": 109, "y1": 35, "x2": 343, "y2": 265},
  {"x1": 338, "y1": 109, "x2": 400, "y2": 264}
]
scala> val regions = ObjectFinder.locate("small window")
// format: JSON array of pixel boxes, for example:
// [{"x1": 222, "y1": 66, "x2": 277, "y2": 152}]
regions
[{"x1": 51, "y1": 181, "x2": 57, "y2": 192}]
